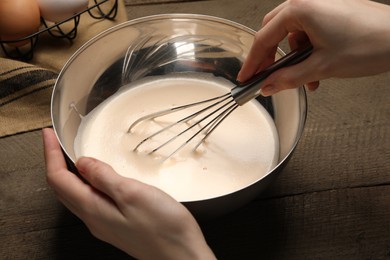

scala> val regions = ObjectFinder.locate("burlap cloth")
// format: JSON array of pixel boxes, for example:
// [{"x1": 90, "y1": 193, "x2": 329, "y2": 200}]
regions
[{"x1": 0, "y1": 0, "x2": 127, "y2": 137}]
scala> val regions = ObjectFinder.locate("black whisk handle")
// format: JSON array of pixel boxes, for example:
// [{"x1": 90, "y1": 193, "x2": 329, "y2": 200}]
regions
[{"x1": 231, "y1": 45, "x2": 313, "y2": 105}]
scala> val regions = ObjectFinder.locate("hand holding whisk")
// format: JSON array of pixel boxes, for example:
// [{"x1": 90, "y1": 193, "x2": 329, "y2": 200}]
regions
[{"x1": 128, "y1": 45, "x2": 313, "y2": 160}]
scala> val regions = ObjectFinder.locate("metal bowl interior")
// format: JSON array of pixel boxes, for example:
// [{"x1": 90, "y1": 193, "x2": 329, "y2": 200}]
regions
[{"x1": 51, "y1": 14, "x2": 306, "y2": 220}]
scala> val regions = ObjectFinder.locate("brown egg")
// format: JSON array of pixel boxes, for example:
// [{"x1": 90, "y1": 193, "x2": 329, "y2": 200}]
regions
[{"x1": 0, "y1": 0, "x2": 41, "y2": 46}]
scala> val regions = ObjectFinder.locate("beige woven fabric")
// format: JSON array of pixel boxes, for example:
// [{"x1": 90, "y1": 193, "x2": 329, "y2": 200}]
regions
[{"x1": 0, "y1": 59, "x2": 57, "y2": 137}]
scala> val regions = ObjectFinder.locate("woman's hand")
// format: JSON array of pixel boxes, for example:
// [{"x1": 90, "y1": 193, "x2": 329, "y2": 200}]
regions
[
  {"x1": 238, "y1": 0, "x2": 390, "y2": 96},
  {"x1": 42, "y1": 128, "x2": 215, "y2": 260}
]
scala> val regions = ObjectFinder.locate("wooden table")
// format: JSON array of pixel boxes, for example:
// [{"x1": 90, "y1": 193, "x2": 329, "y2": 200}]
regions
[{"x1": 1, "y1": 1, "x2": 390, "y2": 259}]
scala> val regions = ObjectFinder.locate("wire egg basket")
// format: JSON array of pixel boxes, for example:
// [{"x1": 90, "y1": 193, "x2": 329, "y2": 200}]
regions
[{"x1": 0, "y1": 0, "x2": 118, "y2": 60}]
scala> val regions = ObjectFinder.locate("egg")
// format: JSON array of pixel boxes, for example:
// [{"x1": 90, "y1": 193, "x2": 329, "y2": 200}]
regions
[
  {"x1": 0, "y1": 0, "x2": 41, "y2": 46},
  {"x1": 37, "y1": 0, "x2": 89, "y2": 23}
]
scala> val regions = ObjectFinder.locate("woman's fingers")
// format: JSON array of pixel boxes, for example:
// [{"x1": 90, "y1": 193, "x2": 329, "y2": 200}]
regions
[
  {"x1": 75, "y1": 157, "x2": 143, "y2": 207},
  {"x1": 237, "y1": 43, "x2": 277, "y2": 83},
  {"x1": 43, "y1": 128, "x2": 87, "y2": 197},
  {"x1": 43, "y1": 128, "x2": 93, "y2": 214},
  {"x1": 259, "y1": 54, "x2": 322, "y2": 96},
  {"x1": 261, "y1": 1, "x2": 287, "y2": 27},
  {"x1": 42, "y1": 128, "x2": 68, "y2": 176},
  {"x1": 42, "y1": 128, "x2": 118, "y2": 218},
  {"x1": 237, "y1": 3, "x2": 305, "y2": 83}
]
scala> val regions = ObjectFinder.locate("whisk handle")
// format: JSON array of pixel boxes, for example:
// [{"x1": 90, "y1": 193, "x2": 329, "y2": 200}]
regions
[{"x1": 231, "y1": 45, "x2": 313, "y2": 105}]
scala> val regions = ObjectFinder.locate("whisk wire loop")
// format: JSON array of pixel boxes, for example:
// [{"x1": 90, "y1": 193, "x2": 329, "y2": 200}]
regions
[
  {"x1": 192, "y1": 102, "x2": 238, "y2": 151},
  {"x1": 131, "y1": 93, "x2": 234, "y2": 154},
  {"x1": 161, "y1": 99, "x2": 238, "y2": 160},
  {"x1": 128, "y1": 92, "x2": 231, "y2": 133}
]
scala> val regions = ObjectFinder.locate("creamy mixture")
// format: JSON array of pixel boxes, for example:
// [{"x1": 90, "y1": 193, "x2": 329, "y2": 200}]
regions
[{"x1": 74, "y1": 75, "x2": 279, "y2": 201}]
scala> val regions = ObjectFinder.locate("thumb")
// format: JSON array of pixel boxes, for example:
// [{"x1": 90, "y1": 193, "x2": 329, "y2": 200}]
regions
[
  {"x1": 76, "y1": 157, "x2": 126, "y2": 201},
  {"x1": 260, "y1": 56, "x2": 321, "y2": 96}
]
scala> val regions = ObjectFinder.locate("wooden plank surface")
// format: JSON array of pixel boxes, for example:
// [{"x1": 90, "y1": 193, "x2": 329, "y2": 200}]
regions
[
  {"x1": 1, "y1": 129, "x2": 390, "y2": 259},
  {"x1": 1, "y1": 0, "x2": 390, "y2": 259}
]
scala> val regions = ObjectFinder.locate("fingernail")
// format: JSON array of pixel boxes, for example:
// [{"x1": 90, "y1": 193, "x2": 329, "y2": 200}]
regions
[
  {"x1": 260, "y1": 85, "x2": 277, "y2": 96},
  {"x1": 236, "y1": 71, "x2": 242, "y2": 81}
]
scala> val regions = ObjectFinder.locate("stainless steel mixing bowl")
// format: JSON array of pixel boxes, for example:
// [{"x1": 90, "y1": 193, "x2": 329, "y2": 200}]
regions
[{"x1": 51, "y1": 14, "x2": 306, "y2": 220}]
